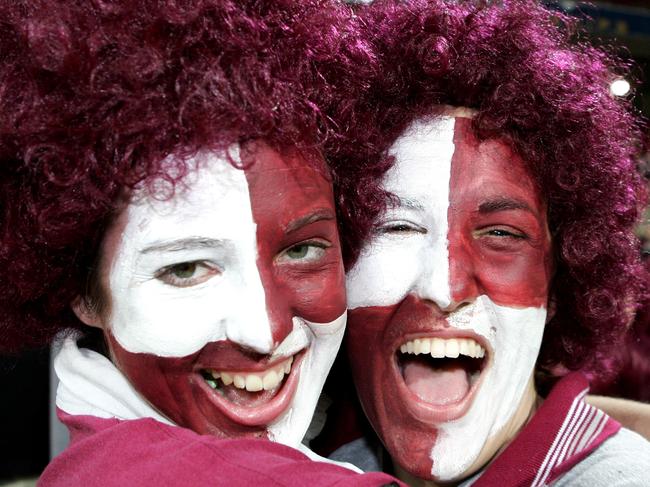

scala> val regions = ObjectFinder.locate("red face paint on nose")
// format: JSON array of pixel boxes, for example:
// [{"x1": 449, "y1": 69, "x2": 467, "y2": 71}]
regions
[{"x1": 243, "y1": 143, "x2": 347, "y2": 345}]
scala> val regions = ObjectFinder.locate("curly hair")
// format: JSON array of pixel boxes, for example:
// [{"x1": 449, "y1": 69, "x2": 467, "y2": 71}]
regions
[
  {"x1": 351, "y1": 0, "x2": 648, "y2": 380},
  {"x1": 0, "y1": 0, "x2": 380, "y2": 353}
]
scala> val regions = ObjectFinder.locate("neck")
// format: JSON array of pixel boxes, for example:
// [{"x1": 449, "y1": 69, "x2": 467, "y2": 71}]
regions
[{"x1": 394, "y1": 375, "x2": 541, "y2": 487}]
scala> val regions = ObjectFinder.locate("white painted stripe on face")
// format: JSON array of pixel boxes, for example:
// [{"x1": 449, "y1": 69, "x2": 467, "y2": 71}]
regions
[
  {"x1": 346, "y1": 116, "x2": 455, "y2": 310},
  {"x1": 430, "y1": 298, "x2": 546, "y2": 480},
  {"x1": 268, "y1": 310, "x2": 347, "y2": 447},
  {"x1": 107, "y1": 151, "x2": 274, "y2": 357}
]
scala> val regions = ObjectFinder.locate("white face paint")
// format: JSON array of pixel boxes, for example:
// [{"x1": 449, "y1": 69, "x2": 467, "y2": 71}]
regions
[
  {"x1": 108, "y1": 151, "x2": 272, "y2": 357},
  {"x1": 267, "y1": 314, "x2": 346, "y2": 445},
  {"x1": 346, "y1": 115, "x2": 551, "y2": 481},
  {"x1": 431, "y1": 299, "x2": 545, "y2": 479},
  {"x1": 347, "y1": 117, "x2": 455, "y2": 311},
  {"x1": 86, "y1": 147, "x2": 347, "y2": 446}
]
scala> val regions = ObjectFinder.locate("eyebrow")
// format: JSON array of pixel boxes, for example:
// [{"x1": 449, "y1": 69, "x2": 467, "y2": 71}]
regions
[
  {"x1": 391, "y1": 197, "x2": 426, "y2": 212},
  {"x1": 285, "y1": 209, "x2": 336, "y2": 233},
  {"x1": 478, "y1": 198, "x2": 533, "y2": 214},
  {"x1": 141, "y1": 237, "x2": 225, "y2": 254}
]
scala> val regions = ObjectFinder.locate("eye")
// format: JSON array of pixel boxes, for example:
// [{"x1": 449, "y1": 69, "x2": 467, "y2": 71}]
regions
[
  {"x1": 478, "y1": 227, "x2": 526, "y2": 239},
  {"x1": 155, "y1": 261, "x2": 221, "y2": 287},
  {"x1": 276, "y1": 240, "x2": 330, "y2": 264},
  {"x1": 376, "y1": 220, "x2": 427, "y2": 235},
  {"x1": 473, "y1": 226, "x2": 528, "y2": 251}
]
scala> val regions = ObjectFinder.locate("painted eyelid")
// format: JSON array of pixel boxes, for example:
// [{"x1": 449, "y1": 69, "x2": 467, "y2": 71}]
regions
[
  {"x1": 155, "y1": 261, "x2": 222, "y2": 285},
  {"x1": 376, "y1": 219, "x2": 428, "y2": 234},
  {"x1": 275, "y1": 240, "x2": 331, "y2": 262},
  {"x1": 474, "y1": 226, "x2": 528, "y2": 239}
]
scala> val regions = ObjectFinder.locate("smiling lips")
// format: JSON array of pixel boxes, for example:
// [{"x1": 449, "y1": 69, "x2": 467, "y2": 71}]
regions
[
  {"x1": 396, "y1": 336, "x2": 488, "y2": 416},
  {"x1": 197, "y1": 351, "x2": 303, "y2": 426},
  {"x1": 202, "y1": 355, "x2": 294, "y2": 393}
]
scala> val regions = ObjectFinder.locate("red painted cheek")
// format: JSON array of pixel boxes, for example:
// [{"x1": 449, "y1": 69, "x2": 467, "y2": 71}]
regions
[
  {"x1": 244, "y1": 144, "x2": 346, "y2": 344},
  {"x1": 448, "y1": 118, "x2": 552, "y2": 309},
  {"x1": 346, "y1": 304, "x2": 400, "y2": 438},
  {"x1": 346, "y1": 298, "x2": 442, "y2": 479},
  {"x1": 107, "y1": 335, "x2": 267, "y2": 439}
]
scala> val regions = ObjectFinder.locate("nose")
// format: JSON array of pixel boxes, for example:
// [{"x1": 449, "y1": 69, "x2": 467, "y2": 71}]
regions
[
  {"x1": 414, "y1": 232, "x2": 453, "y2": 310},
  {"x1": 446, "y1": 234, "x2": 479, "y2": 311},
  {"x1": 415, "y1": 231, "x2": 479, "y2": 313},
  {"x1": 224, "y1": 260, "x2": 293, "y2": 355}
]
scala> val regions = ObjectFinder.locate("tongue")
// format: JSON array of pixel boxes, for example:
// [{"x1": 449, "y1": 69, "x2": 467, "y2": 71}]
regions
[
  {"x1": 403, "y1": 359, "x2": 470, "y2": 405},
  {"x1": 221, "y1": 384, "x2": 279, "y2": 407}
]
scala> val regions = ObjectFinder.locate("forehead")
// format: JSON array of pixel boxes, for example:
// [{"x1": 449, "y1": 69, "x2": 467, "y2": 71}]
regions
[
  {"x1": 386, "y1": 116, "x2": 541, "y2": 208},
  {"x1": 122, "y1": 145, "x2": 334, "y2": 241}
]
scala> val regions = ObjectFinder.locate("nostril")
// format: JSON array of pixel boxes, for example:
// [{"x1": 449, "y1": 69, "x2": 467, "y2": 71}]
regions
[{"x1": 440, "y1": 299, "x2": 473, "y2": 314}]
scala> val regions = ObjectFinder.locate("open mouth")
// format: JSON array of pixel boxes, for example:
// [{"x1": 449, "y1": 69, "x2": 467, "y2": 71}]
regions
[
  {"x1": 194, "y1": 349, "x2": 306, "y2": 427},
  {"x1": 397, "y1": 337, "x2": 487, "y2": 408},
  {"x1": 199, "y1": 356, "x2": 294, "y2": 408}
]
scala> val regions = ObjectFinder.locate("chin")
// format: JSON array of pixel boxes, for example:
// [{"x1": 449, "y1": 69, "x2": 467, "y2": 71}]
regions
[{"x1": 348, "y1": 296, "x2": 546, "y2": 481}]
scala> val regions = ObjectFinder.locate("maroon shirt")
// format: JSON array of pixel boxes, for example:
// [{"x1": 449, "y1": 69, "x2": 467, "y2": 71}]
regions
[{"x1": 39, "y1": 411, "x2": 402, "y2": 487}]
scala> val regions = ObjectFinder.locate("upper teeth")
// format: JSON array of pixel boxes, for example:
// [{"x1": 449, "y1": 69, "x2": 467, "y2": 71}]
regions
[
  {"x1": 205, "y1": 356, "x2": 293, "y2": 392},
  {"x1": 399, "y1": 337, "x2": 485, "y2": 359}
]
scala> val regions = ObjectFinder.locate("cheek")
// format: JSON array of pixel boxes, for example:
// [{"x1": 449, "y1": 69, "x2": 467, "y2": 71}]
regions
[
  {"x1": 286, "y1": 265, "x2": 347, "y2": 323},
  {"x1": 346, "y1": 307, "x2": 391, "y2": 422},
  {"x1": 259, "y1": 250, "x2": 347, "y2": 330},
  {"x1": 447, "y1": 228, "x2": 552, "y2": 309},
  {"x1": 109, "y1": 282, "x2": 229, "y2": 357},
  {"x1": 347, "y1": 238, "x2": 426, "y2": 309},
  {"x1": 469, "y1": 247, "x2": 551, "y2": 308},
  {"x1": 346, "y1": 305, "x2": 396, "y2": 399},
  {"x1": 107, "y1": 334, "x2": 197, "y2": 422}
]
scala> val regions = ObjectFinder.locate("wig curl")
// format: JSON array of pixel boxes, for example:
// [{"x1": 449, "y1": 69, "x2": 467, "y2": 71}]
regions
[
  {"x1": 352, "y1": 0, "x2": 648, "y2": 380},
  {"x1": 0, "y1": 0, "x2": 380, "y2": 353}
]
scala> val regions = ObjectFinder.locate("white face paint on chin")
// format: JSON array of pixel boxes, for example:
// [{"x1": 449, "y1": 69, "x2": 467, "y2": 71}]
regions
[
  {"x1": 430, "y1": 298, "x2": 545, "y2": 479},
  {"x1": 346, "y1": 115, "x2": 552, "y2": 481},
  {"x1": 88, "y1": 146, "x2": 347, "y2": 446}
]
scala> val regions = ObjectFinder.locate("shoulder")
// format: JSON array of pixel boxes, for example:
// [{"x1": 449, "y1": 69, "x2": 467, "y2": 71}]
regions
[
  {"x1": 554, "y1": 427, "x2": 650, "y2": 486},
  {"x1": 39, "y1": 417, "x2": 400, "y2": 487}
]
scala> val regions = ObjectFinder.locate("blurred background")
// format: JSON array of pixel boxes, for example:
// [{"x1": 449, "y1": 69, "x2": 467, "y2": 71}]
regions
[
  {"x1": 1, "y1": 1, "x2": 650, "y2": 484},
  {"x1": 546, "y1": 1, "x2": 650, "y2": 251}
]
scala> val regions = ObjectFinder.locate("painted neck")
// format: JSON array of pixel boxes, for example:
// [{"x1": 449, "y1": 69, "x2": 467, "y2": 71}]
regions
[{"x1": 394, "y1": 375, "x2": 541, "y2": 487}]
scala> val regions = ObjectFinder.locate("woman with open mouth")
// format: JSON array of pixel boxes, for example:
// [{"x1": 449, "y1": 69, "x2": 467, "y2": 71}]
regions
[
  {"x1": 0, "y1": 1, "x2": 400, "y2": 485},
  {"x1": 332, "y1": 1, "x2": 650, "y2": 486}
]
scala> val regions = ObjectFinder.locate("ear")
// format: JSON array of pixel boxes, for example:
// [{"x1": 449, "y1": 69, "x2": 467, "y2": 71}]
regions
[{"x1": 71, "y1": 295, "x2": 103, "y2": 329}]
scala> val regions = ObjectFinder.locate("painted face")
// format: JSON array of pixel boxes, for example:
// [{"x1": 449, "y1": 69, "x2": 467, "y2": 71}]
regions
[
  {"x1": 346, "y1": 116, "x2": 553, "y2": 481},
  {"x1": 93, "y1": 143, "x2": 346, "y2": 446}
]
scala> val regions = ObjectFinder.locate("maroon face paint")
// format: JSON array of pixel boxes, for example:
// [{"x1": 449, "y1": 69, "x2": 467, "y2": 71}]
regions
[
  {"x1": 448, "y1": 118, "x2": 552, "y2": 308},
  {"x1": 346, "y1": 115, "x2": 552, "y2": 481},
  {"x1": 101, "y1": 143, "x2": 346, "y2": 442},
  {"x1": 243, "y1": 143, "x2": 347, "y2": 339}
]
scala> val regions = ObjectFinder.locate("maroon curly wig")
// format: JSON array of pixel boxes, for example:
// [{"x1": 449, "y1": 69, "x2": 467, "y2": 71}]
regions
[
  {"x1": 0, "y1": 0, "x2": 380, "y2": 353},
  {"x1": 349, "y1": 0, "x2": 648, "y2": 380}
]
